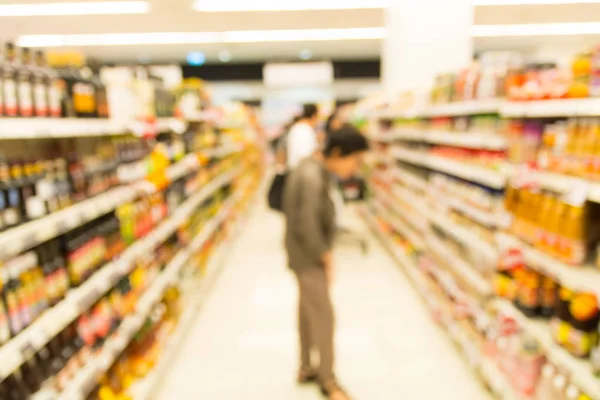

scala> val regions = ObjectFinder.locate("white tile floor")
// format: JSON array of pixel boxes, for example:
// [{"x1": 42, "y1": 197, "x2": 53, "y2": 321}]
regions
[{"x1": 155, "y1": 203, "x2": 492, "y2": 400}]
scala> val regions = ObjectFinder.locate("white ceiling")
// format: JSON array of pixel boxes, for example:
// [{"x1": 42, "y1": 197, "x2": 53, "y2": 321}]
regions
[{"x1": 0, "y1": 0, "x2": 599, "y2": 63}]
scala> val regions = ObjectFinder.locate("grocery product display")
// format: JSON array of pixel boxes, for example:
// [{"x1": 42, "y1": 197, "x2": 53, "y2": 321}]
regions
[
  {"x1": 0, "y1": 43, "x2": 264, "y2": 398},
  {"x1": 363, "y1": 44, "x2": 600, "y2": 400}
]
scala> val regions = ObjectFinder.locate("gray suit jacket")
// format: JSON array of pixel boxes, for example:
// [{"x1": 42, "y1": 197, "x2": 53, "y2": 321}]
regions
[{"x1": 283, "y1": 157, "x2": 336, "y2": 271}]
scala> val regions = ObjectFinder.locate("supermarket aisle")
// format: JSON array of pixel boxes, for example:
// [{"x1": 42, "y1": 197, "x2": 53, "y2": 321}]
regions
[{"x1": 155, "y1": 203, "x2": 491, "y2": 400}]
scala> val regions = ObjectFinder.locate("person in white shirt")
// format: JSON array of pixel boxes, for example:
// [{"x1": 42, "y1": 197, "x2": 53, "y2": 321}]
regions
[{"x1": 287, "y1": 104, "x2": 320, "y2": 169}]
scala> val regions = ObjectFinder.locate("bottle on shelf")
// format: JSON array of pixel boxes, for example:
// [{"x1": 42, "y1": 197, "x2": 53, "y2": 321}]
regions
[
  {"x1": 33, "y1": 50, "x2": 49, "y2": 118},
  {"x1": 17, "y1": 47, "x2": 34, "y2": 118},
  {"x1": 2, "y1": 42, "x2": 18, "y2": 118}
]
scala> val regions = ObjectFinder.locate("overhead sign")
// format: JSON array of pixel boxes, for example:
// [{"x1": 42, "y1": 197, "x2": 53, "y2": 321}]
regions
[{"x1": 263, "y1": 62, "x2": 333, "y2": 88}]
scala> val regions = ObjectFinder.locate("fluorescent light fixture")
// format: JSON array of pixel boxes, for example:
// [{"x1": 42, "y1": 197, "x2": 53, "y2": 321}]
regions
[
  {"x1": 222, "y1": 28, "x2": 385, "y2": 43},
  {"x1": 473, "y1": 22, "x2": 600, "y2": 36},
  {"x1": 474, "y1": 0, "x2": 600, "y2": 4},
  {"x1": 17, "y1": 32, "x2": 222, "y2": 47},
  {"x1": 0, "y1": 1, "x2": 148, "y2": 16},
  {"x1": 17, "y1": 27, "x2": 385, "y2": 47},
  {"x1": 194, "y1": 0, "x2": 388, "y2": 12}
]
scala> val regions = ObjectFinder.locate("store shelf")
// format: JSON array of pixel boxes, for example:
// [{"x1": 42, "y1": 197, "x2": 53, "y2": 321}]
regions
[
  {"x1": 361, "y1": 205, "x2": 427, "y2": 289},
  {"x1": 0, "y1": 186, "x2": 137, "y2": 262},
  {"x1": 502, "y1": 167, "x2": 600, "y2": 204},
  {"x1": 371, "y1": 200, "x2": 426, "y2": 250},
  {"x1": 374, "y1": 100, "x2": 502, "y2": 120},
  {"x1": 58, "y1": 193, "x2": 240, "y2": 400},
  {"x1": 446, "y1": 197, "x2": 500, "y2": 228},
  {"x1": 391, "y1": 129, "x2": 507, "y2": 150},
  {"x1": 0, "y1": 144, "x2": 240, "y2": 262},
  {"x1": 496, "y1": 233, "x2": 600, "y2": 296},
  {"x1": 500, "y1": 98, "x2": 600, "y2": 118},
  {"x1": 128, "y1": 179, "x2": 260, "y2": 400},
  {"x1": 0, "y1": 168, "x2": 240, "y2": 383},
  {"x1": 424, "y1": 99, "x2": 502, "y2": 117},
  {"x1": 0, "y1": 117, "x2": 186, "y2": 139},
  {"x1": 426, "y1": 155, "x2": 506, "y2": 190},
  {"x1": 426, "y1": 234, "x2": 493, "y2": 298},
  {"x1": 391, "y1": 185, "x2": 498, "y2": 262},
  {"x1": 362, "y1": 203, "x2": 518, "y2": 399},
  {"x1": 494, "y1": 299, "x2": 600, "y2": 400},
  {"x1": 392, "y1": 167, "x2": 429, "y2": 192},
  {"x1": 391, "y1": 147, "x2": 507, "y2": 189}
]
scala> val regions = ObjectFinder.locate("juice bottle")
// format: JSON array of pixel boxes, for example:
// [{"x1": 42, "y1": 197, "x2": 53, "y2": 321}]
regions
[
  {"x1": 560, "y1": 204, "x2": 587, "y2": 265},
  {"x1": 547, "y1": 198, "x2": 568, "y2": 257},
  {"x1": 535, "y1": 194, "x2": 554, "y2": 252}
]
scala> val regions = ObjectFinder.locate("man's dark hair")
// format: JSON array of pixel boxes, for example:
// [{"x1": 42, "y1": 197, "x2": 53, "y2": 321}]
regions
[
  {"x1": 323, "y1": 125, "x2": 369, "y2": 157},
  {"x1": 302, "y1": 103, "x2": 318, "y2": 119}
]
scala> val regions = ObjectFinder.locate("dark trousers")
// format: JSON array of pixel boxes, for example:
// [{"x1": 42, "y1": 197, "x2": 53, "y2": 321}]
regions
[{"x1": 294, "y1": 267, "x2": 335, "y2": 383}]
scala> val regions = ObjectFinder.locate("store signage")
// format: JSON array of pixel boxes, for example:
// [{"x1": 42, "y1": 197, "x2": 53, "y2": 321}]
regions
[{"x1": 263, "y1": 62, "x2": 333, "y2": 88}]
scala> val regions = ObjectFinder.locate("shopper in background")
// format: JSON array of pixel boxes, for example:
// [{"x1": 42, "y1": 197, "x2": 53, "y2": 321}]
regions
[
  {"x1": 286, "y1": 103, "x2": 320, "y2": 169},
  {"x1": 274, "y1": 115, "x2": 301, "y2": 167},
  {"x1": 283, "y1": 126, "x2": 369, "y2": 400}
]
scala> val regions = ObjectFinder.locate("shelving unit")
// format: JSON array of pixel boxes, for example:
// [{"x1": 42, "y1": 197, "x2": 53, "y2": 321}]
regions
[
  {"x1": 391, "y1": 147, "x2": 507, "y2": 189},
  {"x1": 128, "y1": 184, "x2": 259, "y2": 400},
  {"x1": 385, "y1": 129, "x2": 507, "y2": 151},
  {"x1": 59, "y1": 187, "x2": 250, "y2": 400},
  {"x1": 0, "y1": 117, "x2": 185, "y2": 139},
  {"x1": 370, "y1": 96, "x2": 600, "y2": 399},
  {"x1": 361, "y1": 205, "x2": 519, "y2": 400},
  {"x1": 494, "y1": 299, "x2": 600, "y2": 399},
  {"x1": 0, "y1": 143, "x2": 243, "y2": 262},
  {"x1": 0, "y1": 168, "x2": 240, "y2": 383}
]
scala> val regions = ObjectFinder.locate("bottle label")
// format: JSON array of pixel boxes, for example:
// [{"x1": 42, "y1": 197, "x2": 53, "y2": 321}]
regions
[
  {"x1": 34, "y1": 82, "x2": 48, "y2": 117},
  {"x1": 18, "y1": 81, "x2": 33, "y2": 117},
  {"x1": 3, "y1": 79, "x2": 17, "y2": 116},
  {"x1": 49, "y1": 83, "x2": 61, "y2": 117}
]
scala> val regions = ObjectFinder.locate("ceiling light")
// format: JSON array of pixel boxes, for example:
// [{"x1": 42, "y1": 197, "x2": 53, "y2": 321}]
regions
[
  {"x1": 187, "y1": 52, "x2": 206, "y2": 66},
  {"x1": 218, "y1": 50, "x2": 232, "y2": 62},
  {"x1": 16, "y1": 27, "x2": 385, "y2": 47},
  {"x1": 0, "y1": 1, "x2": 148, "y2": 17},
  {"x1": 472, "y1": 22, "x2": 600, "y2": 36},
  {"x1": 193, "y1": 0, "x2": 388, "y2": 12},
  {"x1": 299, "y1": 49, "x2": 313, "y2": 60},
  {"x1": 222, "y1": 28, "x2": 385, "y2": 43},
  {"x1": 17, "y1": 32, "x2": 222, "y2": 47},
  {"x1": 474, "y1": 0, "x2": 600, "y2": 4}
]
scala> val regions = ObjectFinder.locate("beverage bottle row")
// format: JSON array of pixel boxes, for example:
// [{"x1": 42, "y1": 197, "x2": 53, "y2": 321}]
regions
[
  {"x1": 0, "y1": 43, "x2": 109, "y2": 119},
  {"x1": 0, "y1": 136, "x2": 150, "y2": 232}
]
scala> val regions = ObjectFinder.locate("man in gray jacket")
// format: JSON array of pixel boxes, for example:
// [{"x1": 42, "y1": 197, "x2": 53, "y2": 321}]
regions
[{"x1": 283, "y1": 126, "x2": 368, "y2": 400}]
